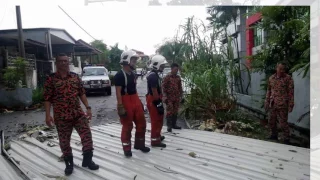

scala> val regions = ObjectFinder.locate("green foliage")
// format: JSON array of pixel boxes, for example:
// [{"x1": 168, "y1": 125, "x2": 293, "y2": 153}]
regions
[
  {"x1": 108, "y1": 43, "x2": 123, "y2": 71},
  {"x1": 181, "y1": 60, "x2": 236, "y2": 120},
  {"x1": 109, "y1": 75, "x2": 115, "y2": 86},
  {"x1": 90, "y1": 40, "x2": 109, "y2": 65},
  {"x1": 207, "y1": 6, "x2": 247, "y2": 94},
  {"x1": 32, "y1": 87, "x2": 44, "y2": 104},
  {"x1": 156, "y1": 40, "x2": 188, "y2": 66},
  {"x1": 90, "y1": 40, "x2": 123, "y2": 71},
  {"x1": 3, "y1": 57, "x2": 27, "y2": 89},
  {"x1": 251, "y1": 6, "x2": 310, "y2": 77}
]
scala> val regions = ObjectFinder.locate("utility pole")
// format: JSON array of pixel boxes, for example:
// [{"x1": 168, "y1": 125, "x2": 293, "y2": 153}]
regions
[
  {"x1": 16, "y1": 6, "x2": 28, "y2": 88},
  {"x1": 16, "y1": 6, "x2": 25, "y2": 58}
]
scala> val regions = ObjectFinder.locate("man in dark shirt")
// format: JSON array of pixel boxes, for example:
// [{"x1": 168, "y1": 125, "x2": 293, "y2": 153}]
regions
[
  {"x1": 146, "y1": 55, "x2": 167, "y2": 148},
  {"x1": 114, "y1": 50, "x2": 150, "y2": 157},
  {"x1": 44, "y1": 53, "x2": 99, "y2": 176}
]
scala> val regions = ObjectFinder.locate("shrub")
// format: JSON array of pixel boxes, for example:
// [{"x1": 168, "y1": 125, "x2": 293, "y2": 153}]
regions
[
  {"x1": 3, "y1": 57, "x2": 27, "y2": 89},
  {"x1": 32, "y1": 87, "x2": 44, "y2": 104}
]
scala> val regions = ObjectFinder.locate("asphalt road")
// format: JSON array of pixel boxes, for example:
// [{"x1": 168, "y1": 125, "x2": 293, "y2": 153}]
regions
[{"x1": 0, "y1": 77, "x2": 187, "y2": 141}]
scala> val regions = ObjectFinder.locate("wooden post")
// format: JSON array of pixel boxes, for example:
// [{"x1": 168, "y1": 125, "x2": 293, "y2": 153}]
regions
[
  {"x1": 16, "y1": 6, "x2": 25, "y2": 58},
  {"x1": 16, "y1": 6, "x2": 29, "y2": 88}
]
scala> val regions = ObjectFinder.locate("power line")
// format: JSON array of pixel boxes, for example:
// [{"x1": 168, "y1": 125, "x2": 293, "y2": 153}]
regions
[{"x1": 58, "y1": 5, "x2": 97, "y2": 40}]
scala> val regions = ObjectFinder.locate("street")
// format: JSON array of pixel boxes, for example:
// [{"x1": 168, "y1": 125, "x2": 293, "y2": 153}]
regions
[{"x1": 0, "y1": 76, "x2": 187, "y2": 141}]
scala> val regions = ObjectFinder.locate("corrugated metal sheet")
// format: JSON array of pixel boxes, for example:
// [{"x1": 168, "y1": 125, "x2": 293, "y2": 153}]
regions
[
  {"x1": 6, "y1": 122, "x2": 310, "y2": 180},
  {"x1": 0, "y1": 155, "x2": 24, "y2": 180},
  {"x1": 311, "y1": 134, "x2": 320, "y2": 180}
]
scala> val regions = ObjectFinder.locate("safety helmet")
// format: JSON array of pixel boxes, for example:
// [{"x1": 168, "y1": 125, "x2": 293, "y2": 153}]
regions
[
  {"x1": 148, "y1": 55, "x2": 168, "y2": 70},
  {"x1": 120, "y1": 50, "x2": 139, "y2": 65}
]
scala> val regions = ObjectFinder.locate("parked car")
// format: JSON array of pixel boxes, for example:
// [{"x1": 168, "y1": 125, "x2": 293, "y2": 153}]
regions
[
  {"x1": 81, "y1": 66, "x2": 112, "y2": 95},
  {"x1": 135, "y1": 68, "x2": 144, "y2": 76}
]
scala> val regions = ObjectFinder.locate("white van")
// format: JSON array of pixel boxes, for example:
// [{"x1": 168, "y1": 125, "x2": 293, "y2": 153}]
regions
[{"x1": 81, "y1": 66, "x2": 112, "y2": 95}]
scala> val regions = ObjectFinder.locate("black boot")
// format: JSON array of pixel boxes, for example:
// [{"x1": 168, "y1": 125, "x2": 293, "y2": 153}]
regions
[
  {"x1": 167, "y1": 117, "x2": 173, "y2": 132},
  {"x1": 152, "y1": 143, "x2": 166, "y2": 148},
  {"x1": 124, "y1": 151, "x2": 132, "y2": 157},
  {"x1": 82, "y1": 151, "x2": 99, "y2": 170},
  {"x1": 172, "y1": 115, "x2": 181, "y2": 129},
  {"x1": 64, "y1": 155, "x2": 74, "y2": 176},
  {"x1": 134, "y1": 146, "x2": 151, "y2": 153},
  {"x1": 134, "y1": 137, "x2": 150, "y2": 153},
  {"x1": 161, "y1": 136, "x2": 165, "y2": 141}
]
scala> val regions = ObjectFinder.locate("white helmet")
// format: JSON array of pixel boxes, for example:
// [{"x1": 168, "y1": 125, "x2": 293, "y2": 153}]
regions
[
  {"x1": 148, "y1": 55, "x2": 168, "y2": 70},
  {"x1": 120, "y1": 50, "x2": 139, "y2": 65}
]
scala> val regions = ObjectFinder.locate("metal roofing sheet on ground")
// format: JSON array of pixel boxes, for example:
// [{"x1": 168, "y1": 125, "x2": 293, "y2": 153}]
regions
[
  {"x1": 311, "y1": 134, "x2": 320, "y2": 180},
  {"x1": 0, "y1": 155, "x2": 24, "y2": 180},
  {"x1": 6, "y1": 122, "x2": 310, "y2": 180}
]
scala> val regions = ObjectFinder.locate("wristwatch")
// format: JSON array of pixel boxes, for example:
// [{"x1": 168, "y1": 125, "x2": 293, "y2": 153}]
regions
[{"x1": 86, "y1": 106, "x2": 91, "y2": 110}]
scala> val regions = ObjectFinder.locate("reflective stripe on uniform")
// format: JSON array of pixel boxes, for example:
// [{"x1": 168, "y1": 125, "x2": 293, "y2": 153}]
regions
[
  {"x1": 151, "y1": 138, "x2": 160, "y2": 141},
  {"x1": 122, "y1": 142, "x2": 131, "y2": 146},
  {"x1": 121, "y1": 69, "x2": 128, "y2": 94}
]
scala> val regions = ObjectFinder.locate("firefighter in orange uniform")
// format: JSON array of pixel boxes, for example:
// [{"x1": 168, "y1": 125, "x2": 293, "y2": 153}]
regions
[
  {"x1": 146, "y1": 55, "x2": 167, "y2": 148},
  {"x1": 114, "y1": 50, "x2": 150, "y2": 157}
]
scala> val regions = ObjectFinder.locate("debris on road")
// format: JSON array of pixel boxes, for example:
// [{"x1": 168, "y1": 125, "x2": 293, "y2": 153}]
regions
[
  {"x1": 189, "y1": 152, "x2": 196, "y2": 158},
  {"x1": 41, "y1": 173, "x2": 67, "y2": 180}
]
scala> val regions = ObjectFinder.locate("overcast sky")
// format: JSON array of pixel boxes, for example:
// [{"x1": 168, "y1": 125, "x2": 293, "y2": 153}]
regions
[{"x1": 0, "y1": 0, "x2": 209, "y2": 55}]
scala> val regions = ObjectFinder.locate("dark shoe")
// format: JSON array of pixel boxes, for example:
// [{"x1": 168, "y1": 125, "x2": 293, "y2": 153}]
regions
[
  {"x1": 64, "y1": 155, "x2": 74, "y2": 176},
  {"x1": 124, "y1": 151, "x2": 132, "y2": 157},
  {"x1": 167, "y1": 117, "x2": 173, "y2": 132},
  {"x1": 134, "y1": 146, "x2": 150, "y2": 153},
  {"x1": 161, "y1": 136, "x2": 165, "y2": 141},
  {"x1": 173, "y1": 125, "x2": 181, "y2": 130},
  {"x1": 82, "y1": 151, "x2": 99, "y2": 170},
  {"x1": 267, "y1": 135, "x2": 278, "y2": 141},
  {"x1": 152, "y1": 143, "x2": 166, "y2": 148}
]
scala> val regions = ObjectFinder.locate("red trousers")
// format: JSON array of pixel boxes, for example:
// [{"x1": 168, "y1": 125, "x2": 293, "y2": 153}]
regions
[
  {"x1": 146, "y1": 95, "x2": 163, "y2": 145},
  {"x1": 55, "y1": 115, "x2": 93, "y2": 156},
  {"x1": 120, "y1": 94, "x2": 146, "y2": 151}
]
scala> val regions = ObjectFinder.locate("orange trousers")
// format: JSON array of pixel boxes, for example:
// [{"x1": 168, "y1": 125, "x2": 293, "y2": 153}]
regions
[
  {"x1": 120, "y1": 94, "x2": 146, "y2": 151},
  {"x1": 146, "y1": 95, "x2": 163, "y2": 145}
]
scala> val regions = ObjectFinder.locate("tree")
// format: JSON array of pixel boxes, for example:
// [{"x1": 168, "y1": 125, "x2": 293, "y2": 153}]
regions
[
  {"x1": 251, "y1": 6, "x2": 310, "y2": 77},
  {"x1": 156, "y1": 40, "x2": 188, "y2": 66},
  {"x1": 108, "y1": 43, "x2": 123, "y2": 71},
  {"x1": 207, "y1": 6, "x2": 247, "y2": 94},
  {"x1": 90, "y1": 40, "x2": 109, "y2": 65}
]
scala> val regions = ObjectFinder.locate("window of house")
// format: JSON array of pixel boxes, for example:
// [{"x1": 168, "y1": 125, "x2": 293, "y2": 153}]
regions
[{"x1": 253, "y1": 27, "x2": 263, "y2": 47}]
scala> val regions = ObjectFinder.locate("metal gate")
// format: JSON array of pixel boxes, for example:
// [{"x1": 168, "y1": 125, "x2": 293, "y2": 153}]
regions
[{"x1": 36, "y1": 60, "x2": 52, "y2": 88}]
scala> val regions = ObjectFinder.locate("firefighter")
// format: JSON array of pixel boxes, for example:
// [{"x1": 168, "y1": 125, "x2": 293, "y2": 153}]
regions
[
  {"x1": 162, "y1": 63, "x2": 183, "y2": 132},
  {"x1": 44, "y1": 53, "x2": 99, "y2": 176},
  {"x1": 146, "y1": 55, "x2": 167, "y2": 148},
  {"x1": 265, "y1": 62, "x2": 294, "y2": 144},
  {"x1": 114, "y1": 50, "x2": 150, "y2": 157}
]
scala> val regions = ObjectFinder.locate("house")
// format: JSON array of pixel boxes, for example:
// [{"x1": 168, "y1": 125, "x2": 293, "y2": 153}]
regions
[
  {"x1": 220, "y1": 8, "x2": 310, "y2": 141},
  {"x1": 0, "y1": 28, "x2": 102, "y2": 89},
  {"x1": 131, "y1": 49, "x2": 149, "y2": 60}
]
